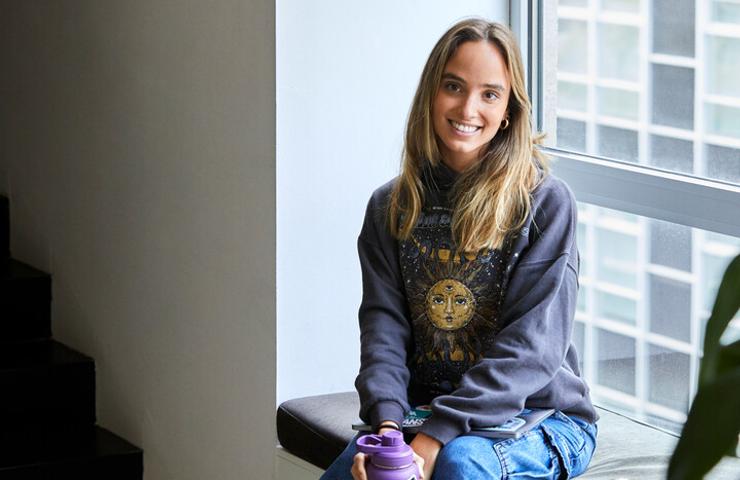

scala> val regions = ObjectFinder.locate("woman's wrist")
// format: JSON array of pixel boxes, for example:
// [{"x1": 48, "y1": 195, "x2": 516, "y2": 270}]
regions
[{"x1": 376, "y1": 420, "x2": 401, "y2": 433}]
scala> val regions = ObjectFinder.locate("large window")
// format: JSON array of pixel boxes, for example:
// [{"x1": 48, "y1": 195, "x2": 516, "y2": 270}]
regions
[
  {"x1": 551, "y1": 0, "x2": 740, "y2": 185},
  {"x1": 522, "y1": 0, "x2": 740, "y2": 432}
]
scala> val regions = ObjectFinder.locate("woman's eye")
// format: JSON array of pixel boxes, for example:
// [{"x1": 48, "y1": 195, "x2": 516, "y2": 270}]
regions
[
  {"x1": 433, "y1": 295, "x2": 445, "y2": 304},
  {"x1": 455, "y1": 297, "x2": 467, "y2": 305},
  {"x1": 445, "y1": 82, "x2": 461, "y2": 93},
  {"x1": 484, "y1": 91, "x2": 499, "y2": 101}
]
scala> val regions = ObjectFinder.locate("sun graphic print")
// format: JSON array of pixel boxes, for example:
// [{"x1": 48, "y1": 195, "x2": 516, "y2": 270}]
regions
[{"x1": 399, "y1": 210, "x2": 509, "y2": 394}]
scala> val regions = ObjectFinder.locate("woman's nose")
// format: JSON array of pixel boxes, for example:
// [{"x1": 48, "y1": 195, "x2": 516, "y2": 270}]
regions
[
  {"x1": 460, "y1": 94, "x2": 478, "y2": 119},
  {"x1": 445, "y1": 297, "x2": 454, "y2": 313}
]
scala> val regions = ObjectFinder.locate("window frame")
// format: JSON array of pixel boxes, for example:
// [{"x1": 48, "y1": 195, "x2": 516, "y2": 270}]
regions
[{"x1": 511, "y1": 0, "x2": 740, "y2": 239}]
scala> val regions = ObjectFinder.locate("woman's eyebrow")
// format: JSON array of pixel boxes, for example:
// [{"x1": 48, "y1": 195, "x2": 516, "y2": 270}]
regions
[{"x1": 442, "y1": 72, "x2": 506, "y2": 92}]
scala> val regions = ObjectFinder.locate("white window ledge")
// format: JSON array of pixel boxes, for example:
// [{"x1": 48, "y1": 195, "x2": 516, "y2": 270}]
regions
[{"x1": 546, "y1": 147, "x2": 740, "y2": 238}]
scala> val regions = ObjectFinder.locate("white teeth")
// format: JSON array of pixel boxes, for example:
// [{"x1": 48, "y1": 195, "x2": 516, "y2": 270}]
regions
[{"x1": 450, "y1": 120, "x2": 479, "y2": 133}]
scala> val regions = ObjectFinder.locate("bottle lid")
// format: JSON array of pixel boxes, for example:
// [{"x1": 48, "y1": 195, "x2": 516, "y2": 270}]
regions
[
  {"x1": 381, "y1": 430, "x2": 403, "y2": 447},
  {"x1": 356, "y1": 431, "x2": 415, "y2": 469}
]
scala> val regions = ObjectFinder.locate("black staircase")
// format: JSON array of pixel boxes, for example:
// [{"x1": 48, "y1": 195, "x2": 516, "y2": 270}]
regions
[{"x1": 0, "y1": 195, "x2": 143, "y2": 479}]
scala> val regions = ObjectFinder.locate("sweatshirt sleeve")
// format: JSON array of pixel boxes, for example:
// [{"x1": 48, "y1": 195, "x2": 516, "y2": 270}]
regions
[
  {"x1": 419, "y1": 178, "x2": 580, "y2": 445},
  {"x1": 354, "y1": 186, "x2": 412, "y2": 432}
]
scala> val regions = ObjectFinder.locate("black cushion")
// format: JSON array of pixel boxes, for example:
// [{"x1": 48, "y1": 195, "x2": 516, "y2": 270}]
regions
[
  {"x1": 277, "y1": 392, "x2": 740, "y2": 478},
  {"x1": 276, "y1": 392, "x2": 359, "y2": 470}
]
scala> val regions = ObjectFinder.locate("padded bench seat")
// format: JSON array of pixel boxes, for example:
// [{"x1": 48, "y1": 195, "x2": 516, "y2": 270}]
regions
[{"x1": 277, "y1": 392, "x2": 740, "y2": 479}]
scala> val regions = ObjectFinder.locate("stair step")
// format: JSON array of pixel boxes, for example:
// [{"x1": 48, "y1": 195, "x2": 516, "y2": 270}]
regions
[
  {"x1": 0, "y1": 340, "x2": 95, "y2": 428},
  {"x1": 1, "y1": 259, "x2": 52, "y2": 341},
  {"x1": 0, "y1": 196, "x2": 8, "y2": 269},
  {"x1": 0, "y1": 426, "x2": 143, "y2": 480},
  {"x1": 0, "y1": 197, "x2": 143, "y2": 476}
]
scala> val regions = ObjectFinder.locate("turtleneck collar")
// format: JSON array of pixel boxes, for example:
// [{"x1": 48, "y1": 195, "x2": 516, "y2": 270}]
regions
[{"x1": 424, "y1": 160, "x2": 460, "y2": 192}]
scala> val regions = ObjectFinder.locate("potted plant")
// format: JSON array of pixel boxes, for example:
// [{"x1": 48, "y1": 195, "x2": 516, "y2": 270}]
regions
[{"x1": 668, "y1": 253, "x2": 740, "y2": 479}]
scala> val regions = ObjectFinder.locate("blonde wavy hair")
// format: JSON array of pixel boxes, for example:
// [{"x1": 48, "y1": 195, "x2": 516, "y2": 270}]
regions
[{"x1": 388, "y1": 18, "x2": 549, "y2": 252}]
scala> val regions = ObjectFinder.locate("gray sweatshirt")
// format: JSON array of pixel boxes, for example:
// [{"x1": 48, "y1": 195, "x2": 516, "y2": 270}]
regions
[{"x1": 354, "y1": 163, "x2": 598, "y2": 445}]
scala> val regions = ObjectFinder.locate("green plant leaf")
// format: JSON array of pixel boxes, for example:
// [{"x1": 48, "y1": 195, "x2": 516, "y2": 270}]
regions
[
  {"x1": 668, "y1": 368, "x2": 740, "y2": 480},
  {"x1": 717, "y1": 339, "x2": 740, "y2": 377},
  {"x1": 700, "y1": 254, "x2": 740, "y2": 387}
]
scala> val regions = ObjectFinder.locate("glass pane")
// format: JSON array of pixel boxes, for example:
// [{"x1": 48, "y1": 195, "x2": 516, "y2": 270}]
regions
[
  {"x1": 577, "y1": 202, "x2": 740, "y2": 428},
  {"x1": 601, "y1": 0, "x2": 640, "y2": 13},
  {"x1": 577, "y1": 221, "x2": 587, "y2": 253},
  {"x1": 598, "y1": 125, "x2": 638, "y2": 162},
  {"x1": 559, "y1": 81, "x2": 588, "y2": 111},
  {"x1": 559, "y1": 19, "x2": 588, "y2": 74},
  {"x1": 596, "y1": 227, "x2": 638, "y2": 288},
  {"x1": 653, "y1": 0, "x2": 695, "y2": 57},
  {"x1": 652, "y1": 64, "x2": 695, "y2": 130},
  {"x1": 648, "y1": 345, "x2": 690, "y2": 412},
  {"x1": 597, "y1": 290, "x2": 637, "y2": 325},
  {"x1": 705, "y1": 230, "x2": 740, "y2": 247},
  {"x1": 557, "y1": 118, "x2": 586, "y2": 151},
  {"x1": 547, "y1": 0, "x2": 740, "y2": 187},
  {"x1": 577, "y1": 286, "x2": 588, "y2": 312},
  {"x1": 560, "y1": 0, "x2": 588, "y2": 6},
  {"x1": 601, "y1": 209, "x2": 638, "y2": 224},
  {"x1": 573, "y1": 321, "x2": 586, "y2": 367},
  {"x1": 598, "y1": 23, "x2": 639, "y2": 81},
  {"x1": 595, "y1": 328, "x2": 636, "y2": 395},
  {"x1": 701, "y1": 231, "x2": 740, "y2": 312},
  {"x1": 650, "y1": 135, "x2": 693, "y2": 174},
  {"x1": 649, "y1": 274, "x2": 692, "y2": 342},
  {"x1": 724, "y1": 320, "x2": 740, "y2": 345},
  {"x1": 597, "y1": 87, "x2": 639, "y2": 120},
  {"x1": 712, "y1": 1, "x2": 740, "y2": 23},
  {"x1": 649, "y1": 218, "x2": 692, "y2": 271},
  {"x1": 705, "y1": 103, "x2": 740, "y2": 140},
  {"x1": 706, "y1": 36, "x2": 740, "y2": 97},
  {"x1": 704, "y1": 144, "x2": 740, "y2": 183}
]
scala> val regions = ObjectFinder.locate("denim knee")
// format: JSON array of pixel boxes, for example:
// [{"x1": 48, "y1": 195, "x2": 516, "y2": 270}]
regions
[{"x1": 433, "y1": 436, "x2": 503, "y2": 479}]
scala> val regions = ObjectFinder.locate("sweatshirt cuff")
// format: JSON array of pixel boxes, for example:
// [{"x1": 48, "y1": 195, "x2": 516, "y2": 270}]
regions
[
  {"x1": 370, "y1": 401, "x2": 405, "y2": 432},
  {"x1": 418, "y1": 416, "x2": 465, "y2": 446}
]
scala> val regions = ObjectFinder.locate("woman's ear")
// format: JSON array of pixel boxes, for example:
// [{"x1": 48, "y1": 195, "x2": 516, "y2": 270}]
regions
[{"x1": 501, "y1": 114, "x2": 511, "y2": 130}]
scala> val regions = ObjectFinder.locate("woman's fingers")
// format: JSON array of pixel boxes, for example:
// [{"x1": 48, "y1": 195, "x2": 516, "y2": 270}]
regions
[
  {"x1": 352, "y1": 450, "x2": 424, "y2": 480},
  {"x1": 413, "y1": 452, "x2": 425, "y2": 479},
  {"x1": 351, "y1": 452, "x2": 368, "y2": 480}
]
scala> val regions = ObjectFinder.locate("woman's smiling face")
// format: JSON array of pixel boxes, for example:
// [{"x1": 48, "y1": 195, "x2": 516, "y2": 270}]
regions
[{"x1": 432, "y1": 40, "x2": 511, "y2": 172}]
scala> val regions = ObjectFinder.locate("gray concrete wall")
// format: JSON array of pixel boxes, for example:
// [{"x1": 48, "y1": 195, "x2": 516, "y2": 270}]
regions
[{"x1": 0, "y1": 2, "x2": 275, "y2": 479}]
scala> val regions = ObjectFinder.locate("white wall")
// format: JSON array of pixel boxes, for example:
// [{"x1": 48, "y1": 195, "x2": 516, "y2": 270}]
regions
[
  {"x1": 277, "y1": 2, "x2": 508, "y2": 404},
  {"x1": 0, "y1": 2, "x2": 275, "y2": 479}
]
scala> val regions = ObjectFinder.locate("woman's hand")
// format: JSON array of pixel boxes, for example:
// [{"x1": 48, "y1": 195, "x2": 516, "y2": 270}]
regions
[
  {"x1": 352, "y1": 424, "x2": 428, "y2": 479},
  {"x1": 410, "y1": 432, "x2": 442, "y2": 480},
  {"x1": 352, "y1": 448, "x2": 427, "y2": 480},
  {"x1": 350, "y1": 451, "x2": 369, "y2": 480}
]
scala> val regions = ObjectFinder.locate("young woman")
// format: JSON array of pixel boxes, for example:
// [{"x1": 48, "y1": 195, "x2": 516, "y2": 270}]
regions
[{"x1": 322, "y1": 18, "x2": 598, "y2": 479}]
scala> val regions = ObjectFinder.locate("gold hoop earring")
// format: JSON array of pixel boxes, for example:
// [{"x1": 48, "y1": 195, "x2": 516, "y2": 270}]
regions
[{"x1": 501, "y1": 118, "x2": 510, "y2": 130}]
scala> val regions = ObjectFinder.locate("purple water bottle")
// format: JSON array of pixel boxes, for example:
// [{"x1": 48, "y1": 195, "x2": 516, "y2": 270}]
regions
[{"x1": 356, "y1": 430, "x2": 421, "y2": 480}]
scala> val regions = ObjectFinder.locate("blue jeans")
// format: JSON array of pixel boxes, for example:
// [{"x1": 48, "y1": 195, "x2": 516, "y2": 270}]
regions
[{"x1": 321, "y1": 411, "x2": 598, "y2": 479}]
